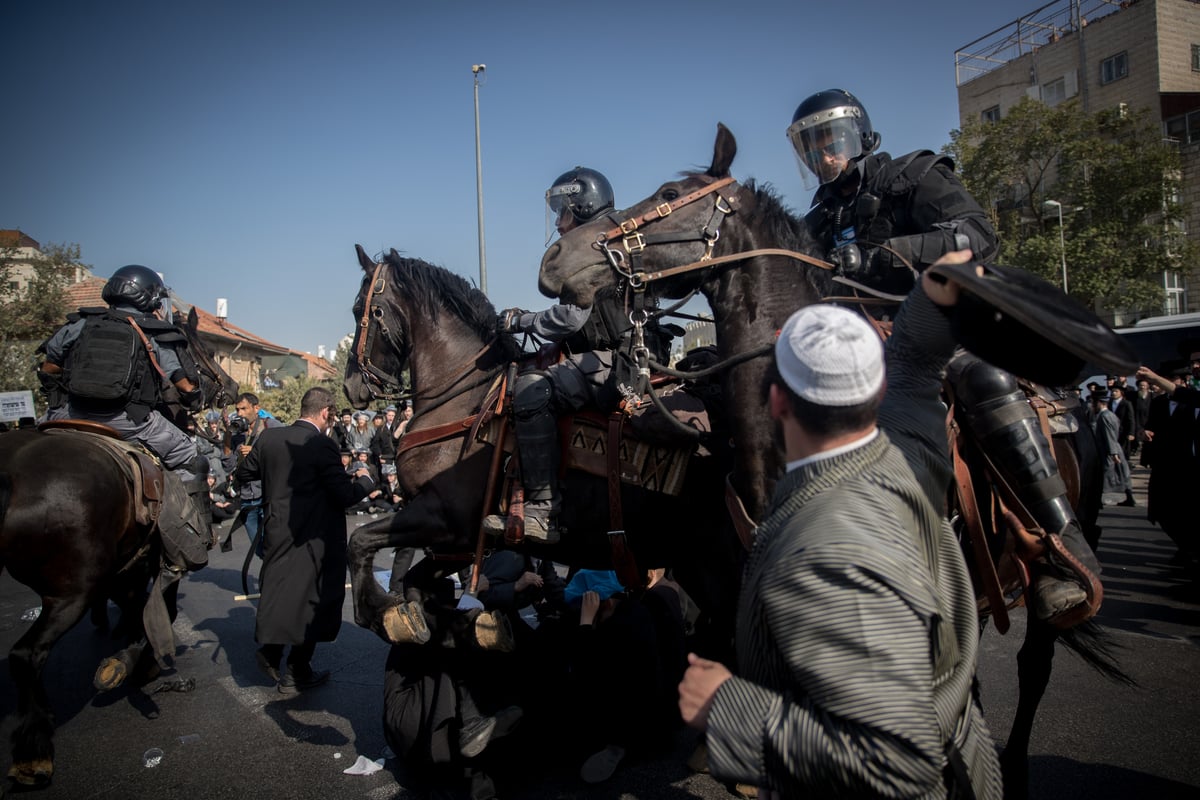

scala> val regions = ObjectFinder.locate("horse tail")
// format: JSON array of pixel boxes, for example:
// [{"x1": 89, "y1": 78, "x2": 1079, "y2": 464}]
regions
[
  {"x1": 0, "y1": 471, "x2": 10, "y2": 575},
  {"x1": 1057, "y1": 619, "x2": 1137, "y2": 687}
]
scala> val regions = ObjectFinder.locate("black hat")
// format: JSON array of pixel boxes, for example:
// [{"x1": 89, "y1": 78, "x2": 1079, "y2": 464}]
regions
[{"x1": 926, "y1": 260, "x2": 1138, "y2": 387}]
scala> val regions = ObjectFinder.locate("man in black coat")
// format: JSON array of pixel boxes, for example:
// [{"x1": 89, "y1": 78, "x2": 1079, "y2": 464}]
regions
[{"x1": 236, "y1": 386, "x2": 368, "y2": 693}]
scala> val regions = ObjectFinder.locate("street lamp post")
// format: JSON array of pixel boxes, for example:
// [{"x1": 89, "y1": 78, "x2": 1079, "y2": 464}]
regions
[
  {"x1": 472, "y1": 64, "x2": 487, "y2": 294},
  {"x1": 1043, "y1": 199, "x2": 1069, "y2": 295}
]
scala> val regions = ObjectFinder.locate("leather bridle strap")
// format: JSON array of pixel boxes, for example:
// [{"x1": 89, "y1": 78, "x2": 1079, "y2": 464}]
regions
[
  {"x1": 633, "y1": 247, "x2": 834, "y2": 287},
  {"x1": 596, "y1": 176, "x2": 737, "y2": 243}
]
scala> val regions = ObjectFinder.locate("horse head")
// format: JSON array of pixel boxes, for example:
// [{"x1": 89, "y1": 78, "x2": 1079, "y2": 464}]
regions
[
  {"x1": 180, "y1": 306, "x2": 238, "y2": 410},
  {"x1": 343, "y1": 245, "x2": 520, "y2": 411},
  {"x1": 542, "y1": 123, "x2": 828, "y2": 522}
]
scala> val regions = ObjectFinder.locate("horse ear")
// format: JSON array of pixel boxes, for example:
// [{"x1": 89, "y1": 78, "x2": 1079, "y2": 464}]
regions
[
  {"x1": 187, "y1": 306, "x2": 199, "y2": 333},
  {"x1": 709, "y1": 122, "x2": 737, "y2": 178},
  {"x1": 356, "y1": 244, "x2": 375, "y2": 273}
]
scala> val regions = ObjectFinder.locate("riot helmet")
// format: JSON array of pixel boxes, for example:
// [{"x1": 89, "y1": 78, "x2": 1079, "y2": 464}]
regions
[
  {"x1": 101, "y1": 264, "x2": 169, "y2": 313},
  {"x1": 545, "y1": 166, "x2": 614, "y2": 238},
  {"x1": 786, "y1": 89, "x2": 881, "y2": 190}
]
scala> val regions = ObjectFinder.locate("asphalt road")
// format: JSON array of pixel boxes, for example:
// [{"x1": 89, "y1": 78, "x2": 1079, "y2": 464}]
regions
[{"x1": 0, "y1": 466, "x2": 1195, "y2": 799}]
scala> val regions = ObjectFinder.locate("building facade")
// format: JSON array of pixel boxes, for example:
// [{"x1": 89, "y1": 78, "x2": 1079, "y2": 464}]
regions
[{"x1": 955, "y1": 0, "x2": 1200, "y2": 316}]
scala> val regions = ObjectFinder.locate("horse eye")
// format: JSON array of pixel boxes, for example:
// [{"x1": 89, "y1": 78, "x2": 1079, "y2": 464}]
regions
[{"x1": 661, "y1": 188, "x2": 680, "y2": 202}]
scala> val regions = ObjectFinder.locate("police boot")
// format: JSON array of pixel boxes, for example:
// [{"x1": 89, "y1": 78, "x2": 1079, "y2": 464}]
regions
[
  {"x1": 158, "y1": 468, "x2": 212, "y2": 571},
  {"x1": 953, "y1": 357, "x2": 1099, "y2": 624}
]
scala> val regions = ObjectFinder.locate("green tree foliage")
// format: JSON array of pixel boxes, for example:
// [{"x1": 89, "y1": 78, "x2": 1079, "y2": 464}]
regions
[
  {"x1": 947, "y1": 98, "x2": 1191, "y2": 317},
  {"x1": 0, "y1": 243, "x2": 87, "y2": 408}
]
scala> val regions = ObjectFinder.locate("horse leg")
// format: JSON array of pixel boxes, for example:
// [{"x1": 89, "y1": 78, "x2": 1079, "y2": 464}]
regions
[
  {"x1": 347, "y1": 508, "x2": 448, "y2": 644},
  {"x1": 7, "y1": 594, "x2": 91, "y2": 786},
  {"x1": 1001, "y1": 616, "x2": 1058, "y2": 800},
  {"x1": 96, "y1": 566, "x2": 180, "y2": 691}
]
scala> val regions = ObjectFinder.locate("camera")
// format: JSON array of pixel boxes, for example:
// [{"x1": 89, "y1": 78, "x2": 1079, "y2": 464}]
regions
[{"x1": 228, "y1": 415, "x2": 249, "y2": 434}]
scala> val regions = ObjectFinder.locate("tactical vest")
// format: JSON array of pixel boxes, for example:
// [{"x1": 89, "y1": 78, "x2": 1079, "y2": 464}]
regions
[
  {"x1": 562, "y1": 288, "x2": 675, "y2": 365},
  {"x1": 807, "y1": 150, "x2": 951, "y2": 252},
  {"x1": 64, "y1": 307, "x2": 184, "y2": 422},
  {"x1": 65, "y1": 309, "x2": 155, "y2": 410},
  {"x1": 564, "y1": 288, "x2": 633, "y2": 354}
]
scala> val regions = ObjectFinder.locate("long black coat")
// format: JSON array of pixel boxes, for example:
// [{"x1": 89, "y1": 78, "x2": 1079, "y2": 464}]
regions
[
  {"x1": 236, "y1": 420, "x2": 366, "y2": 645},
  {"x1": 1144, "y1": 388, "x2": 1200, "y2": 545}
]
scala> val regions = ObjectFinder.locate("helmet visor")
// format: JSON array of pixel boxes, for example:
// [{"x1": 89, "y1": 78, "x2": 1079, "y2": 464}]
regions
[{"x1": 787, "y1": 116, "x2": 864, "y2": 189}]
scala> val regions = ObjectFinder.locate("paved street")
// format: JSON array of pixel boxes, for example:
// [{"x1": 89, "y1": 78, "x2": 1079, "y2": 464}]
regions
[{"x1": 0, "y1": 467, "x2": 1196, "y2": 799}]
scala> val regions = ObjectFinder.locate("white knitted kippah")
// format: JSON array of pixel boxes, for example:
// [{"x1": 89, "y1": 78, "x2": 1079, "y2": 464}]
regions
[{"x1": 775, "y1": 305, "x2": 884, "y2": 406}]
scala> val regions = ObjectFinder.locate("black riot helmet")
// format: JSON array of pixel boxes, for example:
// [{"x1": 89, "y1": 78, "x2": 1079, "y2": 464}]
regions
[
  {"x1": 786, "y1": 89, "x2": 881, "y2": 189},
  {"x1": 546, "y1": 167, "x2": 615, "y2": 225},
  {"x1": 101, "y1": 264, "x2": 169, "y2": 313}
]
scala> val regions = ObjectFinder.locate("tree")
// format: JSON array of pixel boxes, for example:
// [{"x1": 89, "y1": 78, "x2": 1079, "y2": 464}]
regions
[
  {"x1": 0, "y1": 243, "x2": 86, "y2": 409},
  {"x1": 947, "y1": 98, "x2": 1192, "y2": 318}
]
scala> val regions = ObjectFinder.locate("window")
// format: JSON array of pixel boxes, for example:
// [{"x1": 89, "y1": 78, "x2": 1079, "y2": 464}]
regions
[
  {"x1": 1192, "y1": 44, "x2": 1200, "y2": 71},
  {"x1": 981, "y1": 105, "x2": 1001, "y2": 124},
  {"x1": 1100, "y1": 51, "x2": 1128, "y2": 84},
  {"x1": 1042, "y1": 77, "x2": 1066, "y2": 106},
  {"x1": 1163, "y1": 271, "x2": 1185, "y2": 316},
  {"x1": 1165, "y1": 110, "x2": 1200, "y2": 144}
]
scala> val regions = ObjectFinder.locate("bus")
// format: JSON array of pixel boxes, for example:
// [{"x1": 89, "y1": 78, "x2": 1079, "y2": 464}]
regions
[{"x1": 1077, "y1": 311, "x2": 1200, "y2": 387}]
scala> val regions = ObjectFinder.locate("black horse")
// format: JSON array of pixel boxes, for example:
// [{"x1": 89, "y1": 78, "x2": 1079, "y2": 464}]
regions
[
  {"x1": 342, "y1": 246, "x2": 743, "y2": 654},
  {"x1": 0, "y1": 307, "x2": 236, "y2": 786},
  {"x1": 538, "y1": 123, "x2": 1128, "y2": 799}
]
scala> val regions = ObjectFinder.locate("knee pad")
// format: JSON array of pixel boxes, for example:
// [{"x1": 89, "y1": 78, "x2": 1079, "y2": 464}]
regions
[
  {"x1": 513, "y1": 372, "x2": 554, "y2": 421},
  {"x1": 953, "y1": 357, "x2": 1022, "y2": 414}
]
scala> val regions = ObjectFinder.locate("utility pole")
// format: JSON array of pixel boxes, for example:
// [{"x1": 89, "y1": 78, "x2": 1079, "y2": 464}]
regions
[{"x1": 472, "y1": 64, "x2": 487, "y2": 294}]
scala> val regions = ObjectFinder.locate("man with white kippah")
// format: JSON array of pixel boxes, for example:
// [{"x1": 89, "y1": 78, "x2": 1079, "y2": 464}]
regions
[{"x1": 679, "y1": 250, "x2": 1002, "y2": 799}]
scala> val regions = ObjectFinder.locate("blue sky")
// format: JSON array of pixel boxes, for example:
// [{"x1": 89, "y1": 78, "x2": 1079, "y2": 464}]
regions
[{"x1": 3, "y1": 0, "x2": 1042, "y2": 358}]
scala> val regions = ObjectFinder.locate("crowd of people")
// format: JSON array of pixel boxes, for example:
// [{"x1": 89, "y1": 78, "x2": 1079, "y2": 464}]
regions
[{"x1": 7, "y1": 83, "x2": 1200, "y2": 800}]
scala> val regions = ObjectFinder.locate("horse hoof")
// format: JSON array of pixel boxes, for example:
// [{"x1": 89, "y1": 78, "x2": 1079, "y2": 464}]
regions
[
  {"x1": 94, "y1": 657, "x2": 129, "y2": 691},
  {"x1": 383, "y1": 601, "x2": 431, "y2": 645},
  {"x1": 8, "y1": 758, "x2": 53, "y2": 786}
]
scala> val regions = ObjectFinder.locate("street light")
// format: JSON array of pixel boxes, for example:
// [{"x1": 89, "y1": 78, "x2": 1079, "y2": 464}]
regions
[
  {"x1": 1042, "y1": 199, "x2": 1069, "y2": 295},
  {"x1": 472, "y1": 64, "x2": 487, "y2": 295}
]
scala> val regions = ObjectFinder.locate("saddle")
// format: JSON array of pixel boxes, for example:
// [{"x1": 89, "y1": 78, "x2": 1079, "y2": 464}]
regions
[{"x1": 38, "y1": 420, "x2": 165, "y2": 527}]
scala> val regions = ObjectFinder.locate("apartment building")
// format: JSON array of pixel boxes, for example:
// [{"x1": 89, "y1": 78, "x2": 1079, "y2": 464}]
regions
[{"x1": 955, "y1": 0, "x2": 1200, "y2": 316}]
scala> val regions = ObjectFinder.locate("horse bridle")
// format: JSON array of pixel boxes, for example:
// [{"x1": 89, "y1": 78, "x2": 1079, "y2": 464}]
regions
[
  {"x1": 352, "y1": 259, "x2": 504, "y2": 408},
  {"x1": 353, "y1": 260, "x2": 410, "y2": 399}
]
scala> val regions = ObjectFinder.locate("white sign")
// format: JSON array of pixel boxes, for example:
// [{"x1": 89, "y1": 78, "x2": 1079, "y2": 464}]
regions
[{"x1": 0, "y1": 391, "x2": 36, "y2": 423}]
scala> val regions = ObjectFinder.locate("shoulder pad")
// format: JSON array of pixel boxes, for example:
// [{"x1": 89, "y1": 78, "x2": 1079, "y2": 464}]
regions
[
  {"x1": 135, "y1": 316, "x2": 176, "y2": 333},
  {"x1": 882, "y1": 150, "x2": 954, "y2": 195},
  {"x1": 151, "y1": 329, "x2": 187, "y2": 344}
]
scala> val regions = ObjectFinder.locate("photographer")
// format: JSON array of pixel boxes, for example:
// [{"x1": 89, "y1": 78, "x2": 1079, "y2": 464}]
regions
[{"x1": 225, "y1": 393, "x2": 283, "y2": 556}]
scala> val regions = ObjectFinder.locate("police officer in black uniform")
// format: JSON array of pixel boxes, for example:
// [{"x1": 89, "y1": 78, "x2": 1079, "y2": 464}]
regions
[
  {"x1": 789, "y1": 90, "x2": 1098, "y2": 626},
  {"x1": 483, "y1": 167, "x2": 647, "y2": 544},
  {"x1": 39, "y1": 264, "x2": 210, "y2": 561}
]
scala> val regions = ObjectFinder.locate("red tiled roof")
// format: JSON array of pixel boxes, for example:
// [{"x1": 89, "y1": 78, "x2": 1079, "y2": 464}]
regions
[
  {"x1": 62, "y1": 278, "x2": 290, "y2": 354},
  {"x1": 296, "y1": 350, "x2": 338, "y2": 379},
  {"x1": 0, "y1": 229, "x2": 40, "y2": 249}
]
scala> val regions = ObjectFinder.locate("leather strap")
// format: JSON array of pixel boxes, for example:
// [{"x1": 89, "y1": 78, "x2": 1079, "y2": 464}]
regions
[
  {"x1": 723, "y1": 473, "x2": 757, "y2": 553},
  {"x1": 607, "y1": 414, "x2": 643, "y2": 591},
  {"x1": 597, "y1": 177, "x2": 737, "y2": 242},
  {"x1": 949, "y1": 413, "x2": 1010, "y2": 634}
]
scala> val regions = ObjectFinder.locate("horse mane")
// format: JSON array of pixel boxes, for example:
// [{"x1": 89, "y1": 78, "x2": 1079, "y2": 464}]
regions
[{"x1": 381, "y1": 250, "x2": 522, "y2": 360}]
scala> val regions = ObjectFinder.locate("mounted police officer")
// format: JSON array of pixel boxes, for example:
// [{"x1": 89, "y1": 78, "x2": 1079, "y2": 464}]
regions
[
  {"x1": 484, "y1": 167, "x2": 671, "y2": 544},
  {"x1": 37, "y1": 264, "x2": 210, "y2": 566},
  {"x1": 789, "y1": 89, "x2": 1099, "y2": 626}
]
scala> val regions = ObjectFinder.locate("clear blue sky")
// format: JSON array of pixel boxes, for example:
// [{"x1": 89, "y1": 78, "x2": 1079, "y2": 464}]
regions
[{"x1": 3, "y1": 0, "x2": 1040, "y2": 357}]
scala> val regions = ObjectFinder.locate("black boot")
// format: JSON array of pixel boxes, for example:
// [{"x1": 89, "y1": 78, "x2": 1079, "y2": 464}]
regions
[{"x1": 953, "y1": 357, "x2": 1098, "y2": 622}]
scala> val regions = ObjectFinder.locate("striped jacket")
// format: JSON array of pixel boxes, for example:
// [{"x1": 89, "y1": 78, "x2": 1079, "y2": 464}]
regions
[{"x1": 705, "y1": 286, "x2": 1003, "y2": 799}]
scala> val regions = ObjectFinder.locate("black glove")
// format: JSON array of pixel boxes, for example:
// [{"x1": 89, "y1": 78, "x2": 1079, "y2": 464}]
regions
[
  {"x1": 37, "y1": 369, "x2": 66, "y2": 406},
  {"x1": 496, "y1": 308, "x2": 527, "y2": 335},
  {"x1": 180, "y1": 387, "x2": 204, "y2": 412}
]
